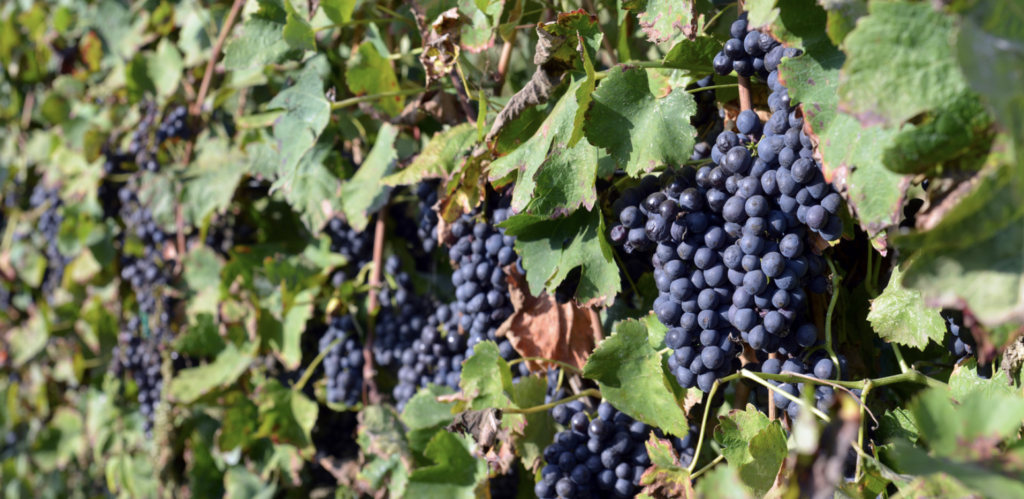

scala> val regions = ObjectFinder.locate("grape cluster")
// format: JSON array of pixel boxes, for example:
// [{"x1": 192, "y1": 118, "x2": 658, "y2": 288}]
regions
[
  {"x1": 127, "y1": 104, "x2": 190, "y2": 173},
  {"x1": 713, "y1": 14, "x2": 789, "y2": 79},
  {"x1": 539, "y1": 401, "x2": 696, "y2": 499},
  {"x1": 204, "y1": 211, "x2": 256, "y2": 257},
  {"x1": 29, "y1": 184, "x2": 66, "y2": 300},
  {"x1": 111, "y1": 317, "x2": 163, "y2": 436},
  {"x1": 324, "y1": 217, "x2": 374, "y2": 287},
  {"x1": 448, "y1": 203, "x2": 519, "y2": 352},
  {"x1": 415, "y1": 181, "x2": 440, "y2": 252},
  {"x1": 319, "y1": 315, "x2": 364, "y2": 407},
  {"x1": 117, "y1": 187, "x2": 172, "y2": 325}
]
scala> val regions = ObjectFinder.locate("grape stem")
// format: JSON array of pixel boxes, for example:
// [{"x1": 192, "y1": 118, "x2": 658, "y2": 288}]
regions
[
  {"x1": 689, "y1": 453, "x2": 725, "y2": 479},
  {"x1": 688, "y1": 379, "x2": 724, "y2": 474},
  {"x1": 293, "y1": 336, "x2": 343, "y2": 392},
  {"x1": 854, "y1": 380, "x2": 874, "y2": 480},
  {"x1": 332, "y1": 88, "x2": 432, "y2": 111},
  {"x1": 752, "y1": 369, "x2": 945, "y2": 390},
  {"x1": 823, "y1": 254, "x2": 843, "y2": 383},
  {"x1": 741, "y1": 369, "x2": 832, "y2": 422},
  {"x1": 701, "y1": 4, "x2": 737, "y2": 35},
  {"x1": 687, "y1": 84, "x2": 741, "y2": 94},
  {"x1": 891, "y1": 343, "x2": 910, "y2": 374},
  {"x1": 504, "y1": 388, "x2": 601, "y2": 415},
  {"x1": 507, "y1": 356, "x2": 583, "y2": 376}
]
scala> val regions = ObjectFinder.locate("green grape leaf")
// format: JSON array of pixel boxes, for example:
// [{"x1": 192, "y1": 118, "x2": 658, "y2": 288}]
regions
[
  {"x1": 346, "y1": 42, "x2": 404, "y2": 117},
  {"x1": 264, "y1": 66, "x2": 331, "y2": 180},
  {"x1": 568, "y1": 36, "x2": 596, "y2": 149},
  {"x1": 745, "y1": 0, "x2": 780, "y2": 28},
  {"x1": 585, "y1": 65, "x2": 697, "y2": 177},
  {"x1": 819, "y1": 0, "x2": 866, "y2": 46},
  {"x1": 402, "y1": 384, "x2": 456, "y2": 453},
  {"x1": 383, "y1": 123, "x2": 477, "y2": 186},
  {"x1": 149, "y1": 38, "x2": 184, "y2": 98},
  {"x1": 282, "y1": 0, "x2": 315, "y2": 51},
  {"x1": 223, "y1": 0, "x2": 302, "y2": 70},
  {"x1": 254, "y1": 379, "x2": 318, "y2": 457},
  {"x1": 274, "y1": 137, "x2": 343, "y2": 235},
  {"x1": 183, "y1": 138, "x2": 247, "y2": 225},
  {"x1": 948, "y1": 358, "x2": 1020, "y2": 404},
  {"x1": 877, "y1": 408, "x2": 919, "y2": 446},
  {"x1": 218, "y1": 391, "x2": 259, "y2": 451},
  {"x1": 511, "y1": 374, "x2": 556, "y2": 470},
  {"x1": 768, "y1": 0, "x2": 846, "y2": 136},
  {"x1": 867, "y1": 260, "x2": 947, "y2": 350},
  {"x1": 168, "y1": 341, "x2": 258, "y2": 404},
  {"x1": 358, "y1": 404, "x2": 410, "y2": 460},
  {"x1": 957, "y1": 0, "x2": 1024, "y2": 168},
  {"x1": 881, "y1": 93, "x2": 994, "y2": 175},
  {"x1": 694, "y1": 465, "x2": 754, "y2": 499},
  {"x1": 819, "y1": 113, "x2": 903, "y2": 235},
  {"x1": 837, "y1": 1, "x2": 969, "y2": 128},
  {"x1": 901, "y1": 212, "x2": 1024, "y2": 328},
  {"x1": 489, "y1": 76, "x2": 601, "y2": 218},
  {"x1": 458, "y1": 341, "x2": 525, "y2": 432},
  {"x1": 406, "y1": 431, "x2": 488, "y2": 499},
  {"x1": 890, "y1": 441, "x2": 1024, "y2": 499},
  {"x1": 908, "y1": 388, "x2": 962, "y2": 456},
  {"x1": 501, "y1": 207, "x2": 620, "y2": 307},
  {"x1": 582, "y1": 319, "x2": 689, "y2": 437},
  {"x1": 713, "y1": 405, "x2": 788, "y2": 497},
  {"x1": 639, "y1": 435, "x2": 694, "y2": 498},
  {"x1": 224, "y1": 467, "x2": 277, "y2": 499},
  {"x1": 622, "y1": 0, "x2": 694, "y2": 45},
  {"x1": 340, "y1": 124, "x2": 398, "y2": 231},
  {"x1": 258, "y1": 287, "x2": 317, "y2": 370},
  {"x1": 183, "y1": 246, "x2": 224, "y2": 293},
  {"x1": 33, "y1": 407, "x2": 84, "y2": 472},
  {"x1": 662, "y1": 36, "x2": 721, "y2": 73},
  {"x1": 320, "y1": 0, "x2": 357, "y2": 24},
  {"x1": 172, "y1": 313, "x2": 227, "y2": 358}
]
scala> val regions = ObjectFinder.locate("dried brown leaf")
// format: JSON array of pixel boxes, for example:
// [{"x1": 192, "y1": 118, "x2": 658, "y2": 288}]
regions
[
  {"x1": 495, "y1": 269, "x2": 596, "y2": 371},
  {"x1": 419, "y1": 9, "x2": 462, "y2": 86}
]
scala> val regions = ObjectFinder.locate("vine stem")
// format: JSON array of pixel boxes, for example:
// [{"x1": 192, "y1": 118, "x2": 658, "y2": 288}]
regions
[
  {"x1": 690, "y1": 453, "x2": 724, "y2": 479},
  {"x1": 687, "y1": 84, "x2": 740, "y2": 94},
  {"x1": 504, "y1": 388, "x2": 601, "y2": 415},
  {"x1": 823, "y1": 254, "x2": 842, "y2": 382},
  {"x1": 363, "y1": 211, "x2": 387, "y2": 405},
  {"x1": 854, "y1": 380, "x2": 874, "y2": 480},
  {"x1": 741, "y1": 369, "x2": 832, "y2": 422},
  {"x1": 865, "y1": 244, "x2": 878, "y2": 298},
  {"x1": 891, "y1": 344, "x2": 910, "y2": 374},
  {"x1": 612, "y1": 250, "x2": 642, "y2": 301},
  {"x1": 494, "y1": 30, "x2": 518, "y2": 94},
  {"x1": 688, "y1": 379, "x2": 726, "y2": 474},
  {"x1": 192, "y1": 0, "x2": 244, "y2": 117},
  {"x1": 507, "y1": 356, "x2": 583, "y2": 376},
  {"x1": 751, "y1": 369, "x2": 945, "y2": 390},
  {"x1": 293, "y1": 337, "x2": 343, "y2": 392},
  {"x1": 332, "y1": 88, "x2": 431, "y2": 111}
]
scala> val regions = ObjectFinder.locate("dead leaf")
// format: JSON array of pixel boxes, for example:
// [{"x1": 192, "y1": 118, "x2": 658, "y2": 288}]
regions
[
  {"x1": 446, "y1": 408, "x2": 503, "y2": 452},
  {"x1": 495, "y1": 268, "x2": 596, "y2": 371},
  {"x1": 418, "y1": 9, "x2": 462, "y2": 86}
]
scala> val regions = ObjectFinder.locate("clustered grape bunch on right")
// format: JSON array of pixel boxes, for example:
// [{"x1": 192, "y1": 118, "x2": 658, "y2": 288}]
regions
[{"x1": 608, "y1": 16, "x2": 846, "y2": 399}]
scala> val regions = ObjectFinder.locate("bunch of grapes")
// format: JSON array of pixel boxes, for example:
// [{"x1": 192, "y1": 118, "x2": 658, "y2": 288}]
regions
[
  {"x1": 416, "y1": 181, "x2": 440, "y2": 252},
  {"x1": 608, "y1": 33, "x2": 846, "y2": 394},
  {"x1": 713, "y1": 14, "x2": 784, "y2": 79},
  {"x1": 204, "y1": 211, "x2": 257, "y2": 257},
  {"x1": 324, "y1": 217, "x2": 374, "y2": 287},
  {"x1": 447, "y1": 201, "x2": 519, "y2": 353},
  {"x1": 747, "y1": 354, "x2": 849, "y2": 420},
  {"x1": 110, "y1": 316, "x2": 163, "y2": 436},
  {"x1": 117, "y1": 187, "x2": 172, "y2": 327},
  {"x1": 29, "y1": 184, "x2": 66, "y2": 300},
  {"x1": 686, "y1": 76, "x2": 725, "y2": 163},
  {"x1": 319, "y1": 315, "x2": 364, "y2": 407},
  {"x1": 539, "y1": 401, "x2": 702, "y2": 499}
]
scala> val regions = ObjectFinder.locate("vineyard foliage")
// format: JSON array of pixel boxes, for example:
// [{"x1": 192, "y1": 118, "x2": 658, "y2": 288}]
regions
[{"x1": 1, "y1": 0, "x2": 1023, "y2": 498}]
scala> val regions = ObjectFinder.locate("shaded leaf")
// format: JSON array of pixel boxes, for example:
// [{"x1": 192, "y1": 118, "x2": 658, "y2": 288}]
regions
[
  {"x1": 255, "y1": 379, "x2": 318, "y2": 457},
  {"x1": 223, "y1": 0, "x2": 301, "y2": 70},
  {"x1": 511, "y1": 375, "x2": 557, "y2": 470},
  {"x1": 662, "y1": 36, "x2": 721, "y2": 73},
  {"x1": 501, "y1": 207, "x2": 620, "y2": 307},
  {"x1": 320, "y1": 0, "x2": 356, "y2": 24},
  {"x1": 406, "y1": 431, "x2": 489, "y2": 499},
  {"x1": 402, "y1": 384, "x2": 456, "y2": 453}
]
